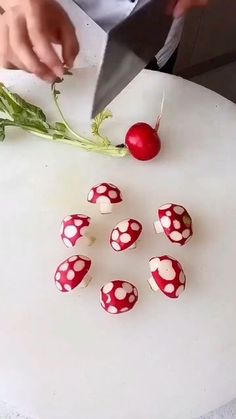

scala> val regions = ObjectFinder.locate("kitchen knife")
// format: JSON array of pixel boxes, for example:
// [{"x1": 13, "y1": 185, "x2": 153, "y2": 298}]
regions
[{"x1": 73, "y1": 0, "x2": 172, "y2": 117}]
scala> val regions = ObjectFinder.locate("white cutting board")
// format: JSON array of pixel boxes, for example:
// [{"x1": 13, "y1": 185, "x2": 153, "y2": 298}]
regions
[{"x1": 0, "y1": 65, "x2": 236, "y2": 419}]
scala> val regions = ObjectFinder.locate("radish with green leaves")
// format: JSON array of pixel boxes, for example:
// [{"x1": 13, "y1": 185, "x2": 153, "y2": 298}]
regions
[{"x1": 0, "y1": 73, "x2": 165, "y2": 161}]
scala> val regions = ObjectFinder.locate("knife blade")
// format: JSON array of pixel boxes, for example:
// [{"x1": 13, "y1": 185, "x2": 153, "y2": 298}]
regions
[{"x1": 73, "y1": 0, "x2": 172, "y2": 117}]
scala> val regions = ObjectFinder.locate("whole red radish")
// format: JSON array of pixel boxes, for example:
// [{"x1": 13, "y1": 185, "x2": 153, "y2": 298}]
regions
[{"x1": 125, "y1": 122, "x2": 161, "y2": 161}]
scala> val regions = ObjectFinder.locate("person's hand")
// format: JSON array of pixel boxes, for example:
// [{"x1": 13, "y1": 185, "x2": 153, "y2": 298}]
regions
[
  {"x1": 0, "y1": 0, "x2": 79, "y2": 82},
  {"x1": 169, "y1": 0, "x2": 209, "y2": 18}
]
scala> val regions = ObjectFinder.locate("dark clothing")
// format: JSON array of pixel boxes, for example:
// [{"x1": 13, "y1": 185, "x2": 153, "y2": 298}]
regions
[{"x1": 146, "y1": 48, "x2": 178, "y2": 74}]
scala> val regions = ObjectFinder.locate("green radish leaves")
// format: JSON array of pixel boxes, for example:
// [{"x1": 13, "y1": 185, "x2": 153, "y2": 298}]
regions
[
  {"x1": 0, "y1": 120, "x2": 5, "y2": 141},
  {"x1": 92, "y1": 109, "x2": 113, "y2": 146},
  {"x1": 92, "y1": 109, "x2": 112, "y2": 137},
  {"x1": 0, "y1": 77, "x2": 129, "y2": 157},
  {"x1": 0, "y1": 83, "x2": 49, "y2": 133},
  {"x1": 55, "y1": 122, "x2": 67, "y2": 133}
]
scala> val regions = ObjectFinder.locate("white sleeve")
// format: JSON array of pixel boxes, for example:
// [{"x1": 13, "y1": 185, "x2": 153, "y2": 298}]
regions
[{"x1": 156, "y1": 16, "x2": 185, "y2": 68}]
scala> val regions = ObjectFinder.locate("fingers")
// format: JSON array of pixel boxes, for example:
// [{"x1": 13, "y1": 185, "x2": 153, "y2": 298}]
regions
[
  {"x1": 61, "y1": 27, "x2": 79, "y2": 69},
  {"x1": 28, "y1": 24, "x2": 64, "y2": 78},
  {"x1": 60, "y1": 22, "x2": 79, "y2": 68},
  {"x1": 0, "y1": 17, "x2": 8, "y2": 68},
  {"x1": 173, "y1": 0, "x2": 208, "y2": 17},
  {"x1": 9, "y1": 14, "x2": 57, "y2": 81},
  {"x1": 0, "y1": 1, "x2": 78, "y2": 82},
  {"x1": 0, "y1": 17, "x2": 25, "y2": 70},
  {"x1": 24, "y1": 1, "x2": 64, "y2": 78}
]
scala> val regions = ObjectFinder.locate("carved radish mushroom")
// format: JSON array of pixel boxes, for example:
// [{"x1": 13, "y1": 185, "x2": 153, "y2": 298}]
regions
[
  {"x1": 60, "y1": 214, "x2": 95, "y2": 247},
  {"x1": 100, "y1": 280, "x2": 138, "y2": 314},
  {"x1": 154, "y1": 203, "x2": 193, "y2": 246},
  {"x1": 87, "y1": 182, "x2": 122, "y2": 214},
  {"x1": 148, "y1": 255, "x2": 186, "y2": 299},
  {"x1": 55, "y1": 255, "x2": 92, "y2": 292},
  {"x1": 110, "y1": 219, "x2": 142, "y2": 251}
]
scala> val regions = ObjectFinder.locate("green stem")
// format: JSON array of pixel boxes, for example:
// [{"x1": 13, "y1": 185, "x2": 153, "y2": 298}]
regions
[
  {"x1": 1, "y1": 119, "x2": 129, "y2": 156},
  {"x1": 23, "y1": 126, "x2": 128, "y2": 157},
  {"x1": 51, "y1": 83, "x2": 112, "y2": 147},
  {"x1": 51, "y1": 84, "x2": 94, "y2": 145}
]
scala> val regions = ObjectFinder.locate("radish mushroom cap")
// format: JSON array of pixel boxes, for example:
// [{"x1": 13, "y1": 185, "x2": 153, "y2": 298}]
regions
[
  {"x1": 148, "y1": 255, "x2": 186, "y2": 299},
  {"x1": 60, "y1": 214, "x2": 95, "y2": 247},
  {"x1": 55, "y1": 255, "x2": 92, "y2": 292},
  {"x1": 154, "y1": 203, "x2": 193, "y2": 246},
  {"x1": 110, "y1": 219, "x2": 142, "y2": 251},
  {"x1": 100, "y1": 280, "x2": 138, "y2": 314},
  {"x1": 87, "y1": 182, "x2": 122, "y2": 214}
]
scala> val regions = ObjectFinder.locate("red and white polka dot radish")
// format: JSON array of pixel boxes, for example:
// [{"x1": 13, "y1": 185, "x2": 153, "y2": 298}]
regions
[
  {"x1": 125, "y1": 94, "x2": 164, "y2": 161},
  {"x1": 148, "y1": 255, "x2": 186, "y2": 299},
  {"x1": 54, "y1": 255, "x2": 92, "y2": 292},
  {"x1": 87, "y1": 182, "x2": 122, "y2": 214},
  {"x1": 100, "y1": 280, "x2": 138, "y2": 314},
  {"x1": 110, "y1": 219, "x2": 142, "y2": 251},
  {"x1": 60, "y1": 214, "x2": 95, "y2": 247},
  {"x1": 154, "y1": 203, "x2": 193, "y2": 246}
]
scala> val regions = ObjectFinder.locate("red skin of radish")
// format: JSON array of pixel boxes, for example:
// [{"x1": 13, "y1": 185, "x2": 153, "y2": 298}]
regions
[{"x1": 125, "y1": 122, "x2": 161, "y2": 161}]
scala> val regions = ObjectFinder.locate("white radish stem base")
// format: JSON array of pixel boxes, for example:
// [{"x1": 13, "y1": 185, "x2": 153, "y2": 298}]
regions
[
  {"x1": 79, "y1": 275, "x2": 92, "y2": 288},
  {"x1": 154, "y1": 220, "x2": 164, "y2": 234},
  {"x1": 99, "y1": 203, "x2": 112, "y2": 214},
  {"x1": 148, "y1": 277, "x2": 160, "y2": 292}
]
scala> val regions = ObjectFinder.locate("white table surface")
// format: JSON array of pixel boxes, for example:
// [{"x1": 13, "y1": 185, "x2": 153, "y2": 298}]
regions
[
  {"x1": 1, "y1": 398, "x2": 236, "y2": 419},
  {"x1": 1, "y1": 2, "x2": 236, "y2": 419}
]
